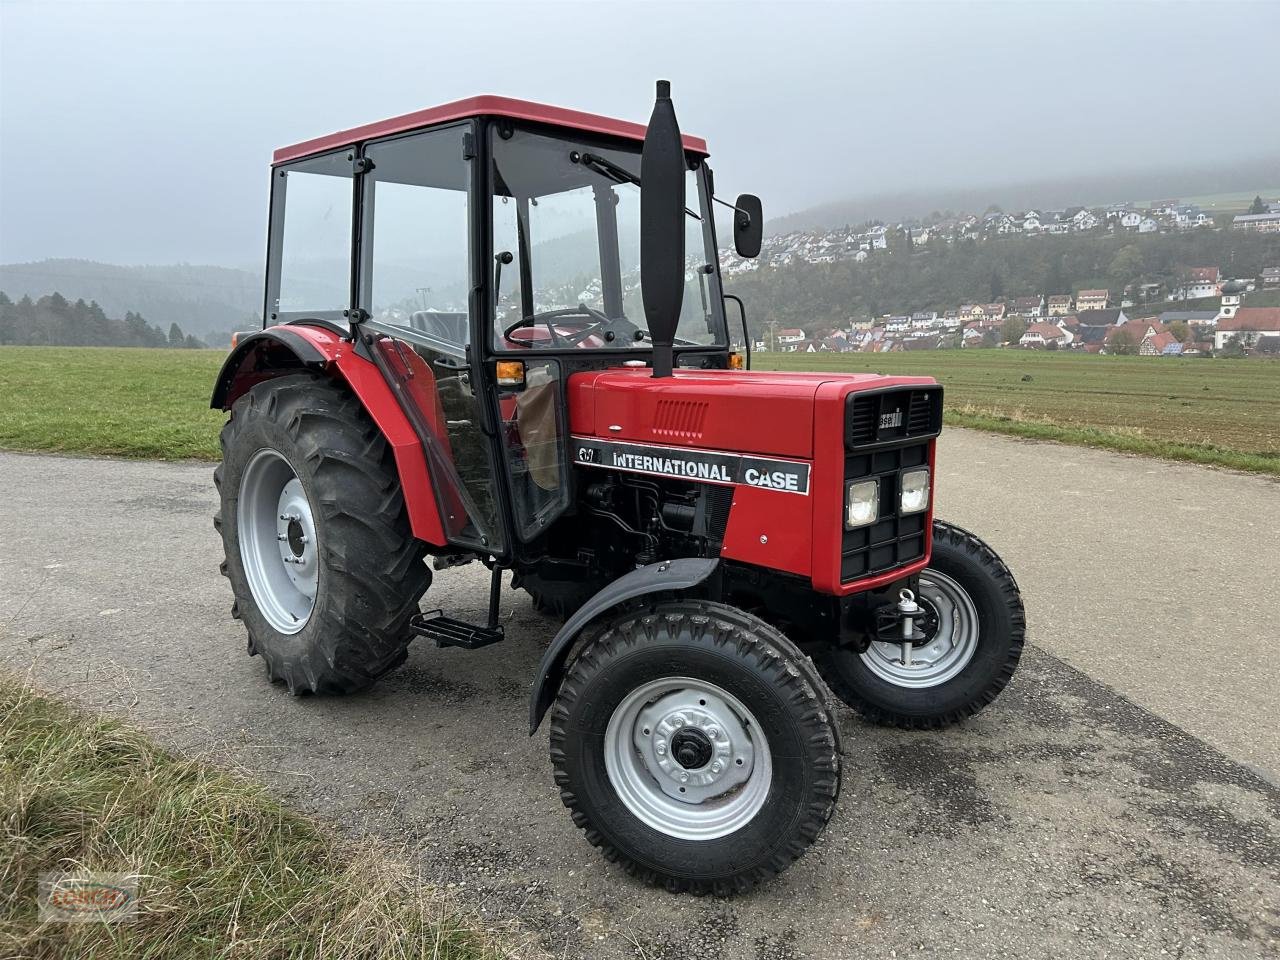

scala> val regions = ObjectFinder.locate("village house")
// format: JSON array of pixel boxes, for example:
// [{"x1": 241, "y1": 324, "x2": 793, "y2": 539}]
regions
[
  {"x1": 1076, "y1": 289, "x2": 1111, "y2": 312},
  {"x1": 1231, "y1": 212, "x2": 1280, "y2": 234},
  {"x1": 1261, "y1": 266, "x2": 1280, "y2": 288},
  {"x1": 1047, "y1": 294, "x2": 1074, "y2": 316},
  {"x1": 775, "y1": 328, "x2": 805, "y2": 349},
  {"x1": 1172, "y1": 266, "x2": 1221, "y2": 301},
  {"x1": 1019, "y1": 322, "x2": 1073, "y2": 348},
  {"x1": 1011, "y1": 295, "x2": 1044, "y2": 318},
  {"x1": 1214, "y1": 308, "x2": 1280, "y2": 350}
]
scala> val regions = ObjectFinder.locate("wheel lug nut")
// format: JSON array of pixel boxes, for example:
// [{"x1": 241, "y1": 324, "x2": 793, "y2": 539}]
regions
[
  {"x1": 655, "y1": 742, "x2": 666, "y2": 756},
  {"x1": 711, "y1": 760, "x2": 723, "y2": 773},
  {"x1": 679, "y1": 772, "x2": 689, "y2": 783},
  {"x1": 707, "y1": 727, "x2": 720, "y2": 740}
]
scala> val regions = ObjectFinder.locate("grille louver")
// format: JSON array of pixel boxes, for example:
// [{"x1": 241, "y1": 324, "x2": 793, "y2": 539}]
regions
[
  {"x1": 653, "y1": 399, "x2": 708, "y2": 440},
  {"x1": 907, "y1": 390, "x2": 934, "y2": 434},
  {"x1": 847, "y1": 395, "x2": 878, "y2": 445}
]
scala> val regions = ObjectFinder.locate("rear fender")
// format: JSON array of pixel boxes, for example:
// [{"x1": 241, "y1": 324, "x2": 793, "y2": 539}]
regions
[
  {"x1": 210, "y1": 321, "x2": 448, "y2": 547},
  {"x1": 528, "y1": 558, "x2": 719, "y2": 733}
]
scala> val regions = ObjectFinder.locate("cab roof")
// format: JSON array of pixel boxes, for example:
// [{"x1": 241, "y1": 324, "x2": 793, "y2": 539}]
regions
[{"x1": 273, "y1": 95, "x2": 710, "y2": 165}]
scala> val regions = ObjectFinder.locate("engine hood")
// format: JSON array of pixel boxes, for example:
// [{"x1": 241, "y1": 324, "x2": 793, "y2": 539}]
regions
[{"x1": 567, "y1": 367, "x2": 935, "y2": 459}]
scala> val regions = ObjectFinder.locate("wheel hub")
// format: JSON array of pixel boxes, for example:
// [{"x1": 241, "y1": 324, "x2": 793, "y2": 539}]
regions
[
  {"x1": 605, "y1": 677, "x2": 772, "y2": 840},
  {"x1": 634, "y1": 690, "x2": 755, "y2": 802},
  {"x1": 859, "y1": 570, "x2": 979, "y2": 688},
  {"x1": 671, "y1": 727, "x2": 713, "y2": 770},
  {"x1": 237, "y1": 450, "x2": 318, "y2": 635}
]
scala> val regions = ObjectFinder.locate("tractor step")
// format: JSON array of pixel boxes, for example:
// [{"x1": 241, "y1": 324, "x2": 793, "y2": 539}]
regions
[{"x1": 409, "y1": 610, "x2": 505, "y2": 650}]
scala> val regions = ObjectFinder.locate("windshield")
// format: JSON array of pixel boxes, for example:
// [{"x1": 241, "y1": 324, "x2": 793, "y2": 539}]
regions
[{"x1": 490, "y1": 126, "x2": 725, "y2": 352}]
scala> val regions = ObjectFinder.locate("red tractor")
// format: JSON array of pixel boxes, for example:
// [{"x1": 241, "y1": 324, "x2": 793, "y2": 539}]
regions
[{"x1": 212, "y1": 83, "x2": 1025, "y2": 894}]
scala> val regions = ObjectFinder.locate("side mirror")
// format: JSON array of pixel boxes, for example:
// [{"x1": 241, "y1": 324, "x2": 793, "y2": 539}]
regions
[{"x1": 734, "y1": 194, "x2": 763, "y2": 258}]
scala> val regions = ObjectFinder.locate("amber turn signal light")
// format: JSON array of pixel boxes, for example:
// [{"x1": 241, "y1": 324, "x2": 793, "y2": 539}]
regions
[
  {"x1": 496, "y1": 360, "x2": 525, "y2": 386},
  {"x1": 728, "y1": 352, "x2": 745, "y2": 370}
]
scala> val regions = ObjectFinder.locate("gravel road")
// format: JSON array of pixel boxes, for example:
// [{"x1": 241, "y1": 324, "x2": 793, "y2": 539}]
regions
[{"x1": 2, "y1": 431, "x2": 1277, "y2": 959}]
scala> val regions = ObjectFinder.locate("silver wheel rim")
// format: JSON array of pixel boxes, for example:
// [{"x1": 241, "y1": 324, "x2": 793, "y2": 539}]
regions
[
  {"x1": 237, "y1": 448, "x2": 318, "y2": 635},
  {"x1": 859, "y1": 569, "x2": 979, "y2": 688},
  {"x1": 604, "y1": 677, "x2": 772, "y2": 841}
]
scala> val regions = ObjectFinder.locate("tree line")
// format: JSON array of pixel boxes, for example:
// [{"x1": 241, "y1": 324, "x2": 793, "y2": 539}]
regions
[
  {"x1": 725, "y1": 228, "x2": 1280, "y2": 337},
  {"x1": 0, "y1": 291, "x2": 208, "y2": 348}
]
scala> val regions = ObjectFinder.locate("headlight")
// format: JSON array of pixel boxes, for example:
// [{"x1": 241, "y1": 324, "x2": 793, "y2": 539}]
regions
[
  {"x1": 845, "y1": 479, "x2": 879, "y2": 529},
  {"x1": 900, "y1": 468, "x2": 931, "y2": 515}
]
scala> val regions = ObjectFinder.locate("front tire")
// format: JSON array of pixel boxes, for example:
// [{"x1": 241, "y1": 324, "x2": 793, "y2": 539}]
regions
[
  {"x1": 816, "y1": 520, "x2": 1026, "y2": 728},
  {"x1": 549, "y1": 602, "x2": 841, "y2": 894},
  {"x1": 214, "y1": 374, "x2": 430, "y2": 694}
]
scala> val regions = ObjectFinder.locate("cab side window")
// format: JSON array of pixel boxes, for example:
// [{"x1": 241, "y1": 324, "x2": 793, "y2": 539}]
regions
[
  {"x1": 360, "y1": 127, "x2": 471, "y2": 349},
  {"x1": 268, "y1": 151, "x2": 352, "y2": 319}
]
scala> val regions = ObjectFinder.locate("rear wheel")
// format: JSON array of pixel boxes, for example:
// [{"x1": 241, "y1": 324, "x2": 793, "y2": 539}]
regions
[
  {"x1": 214, "y1": 374, "x2": 430, "y2": 694},
  {"x1": 516, "y1": 570, "x2": 601, "y2": 620},
  {"x1": 816, "y1": 520, "x2": 1025, "y2": 728},
  {"x1": 549, "y1": 602, "x2": 841, "y2": 894}
]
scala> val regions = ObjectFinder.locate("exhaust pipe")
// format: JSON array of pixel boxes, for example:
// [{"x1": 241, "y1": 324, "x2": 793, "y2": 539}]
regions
[{"x1": 640, "y1": 80, "x2": 686, "y2": 378}]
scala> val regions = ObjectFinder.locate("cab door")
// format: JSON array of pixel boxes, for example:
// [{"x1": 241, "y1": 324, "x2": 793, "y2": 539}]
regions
[{"x1": 358, "y1": 124, "x2": 508, "y2": 555}]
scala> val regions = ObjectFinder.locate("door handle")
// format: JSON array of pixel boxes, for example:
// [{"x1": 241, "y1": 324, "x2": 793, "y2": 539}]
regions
[{"x1": 433, "y1": 356, "x2": 468, "y2": 370}]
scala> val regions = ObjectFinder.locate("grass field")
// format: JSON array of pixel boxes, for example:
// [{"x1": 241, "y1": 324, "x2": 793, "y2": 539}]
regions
[
  {"x1": 0, "y1": 673, "x2": 504, "y2": 960},
  {"x1": 1, "y1": 345, "x2": 1278, "y2": 474},
  {"x1": 0, "y1": 346, "x2": 226, "y2": 459},
  {"x1": 1128, "y1": 189, "x2": 1280, "y2": 213},
  {"x1": 758, "y1": 350, "x2": 1280, "y2": 474}
]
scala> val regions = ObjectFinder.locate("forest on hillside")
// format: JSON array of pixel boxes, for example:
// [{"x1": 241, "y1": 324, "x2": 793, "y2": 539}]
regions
[
  {"x1": 0, "y1": 292, "x2": 207, "y2": 348},
  {"x1": 722, "y1": 228, "x2": 1280, "y2": 336}
]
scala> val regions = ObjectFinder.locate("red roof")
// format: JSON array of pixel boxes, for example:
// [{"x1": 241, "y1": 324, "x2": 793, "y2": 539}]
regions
[
  {"x1": 1025, "y1": 322, "x2": 1065, "y2": 339},
  {"x1": 1219, "y1": 307, "x2": 1280, "y2": 332},
  {"x1": 274, "y1": 95, "x2": 710, "y2": 165},
  {"x1": 1077, "y1": 289, "x2": 1109, "y2": 300},
  {"x1": 1186, "y1": 266, "x2": 1220, "y2": 283}
]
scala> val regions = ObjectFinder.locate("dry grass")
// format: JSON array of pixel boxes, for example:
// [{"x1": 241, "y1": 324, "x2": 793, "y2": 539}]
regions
[{"x1": 0, "y1": 673, "x2": 513, "y2": 960}]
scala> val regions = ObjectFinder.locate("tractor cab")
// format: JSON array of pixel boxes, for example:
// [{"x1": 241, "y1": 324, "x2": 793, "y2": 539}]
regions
[
  {"x1": 212, "y1": 84, "x2": 1025, "y2": 894},
  {"x1": 260, "y1": 94, "x2": 751, "y2": 559}
]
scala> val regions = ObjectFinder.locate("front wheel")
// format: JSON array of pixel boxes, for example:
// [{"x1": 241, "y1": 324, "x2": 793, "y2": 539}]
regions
[
  {"x1": 816, "y1": 520, "x2": 1026, "y2": 728},
  {"x1": 549, "y1": 602, "x2": 841, "y2": 894}
]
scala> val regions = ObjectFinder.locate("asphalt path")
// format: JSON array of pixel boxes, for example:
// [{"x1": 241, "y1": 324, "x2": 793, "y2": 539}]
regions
[{"x1": 2, "y1": 431, "x2": 1277, "y2": 959}]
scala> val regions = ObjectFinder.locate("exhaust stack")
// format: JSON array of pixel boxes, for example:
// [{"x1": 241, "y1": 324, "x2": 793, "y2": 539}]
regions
[{"x1": 640, "y1": 80, "x2": 685, "y2": 378}]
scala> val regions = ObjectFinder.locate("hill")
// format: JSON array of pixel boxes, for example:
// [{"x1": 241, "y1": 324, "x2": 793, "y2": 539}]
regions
[
  {"x1": 0, "y1": 260, "x2": 260, "y2": 338},
  {"x1": 0, "y1": 292, "x2": 205, "y2": 349},
  {"x1": 767, "y1": 156, "x2": 1280, "y2": 234}
]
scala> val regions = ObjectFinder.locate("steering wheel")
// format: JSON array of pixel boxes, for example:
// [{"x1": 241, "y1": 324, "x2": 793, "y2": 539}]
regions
[{"x1": 503, "y1": 304, "x2": 614, "y2": 347}]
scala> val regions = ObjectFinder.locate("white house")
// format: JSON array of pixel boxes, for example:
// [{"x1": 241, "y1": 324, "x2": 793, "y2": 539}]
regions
[{"x1": 1214, "y1": 308, "x2": 1280, "y2": 350}]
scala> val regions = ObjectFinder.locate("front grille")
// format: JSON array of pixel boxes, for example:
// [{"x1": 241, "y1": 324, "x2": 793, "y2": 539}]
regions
[
  {"x1": 846, "y1": 386, "x2": 943, "y2": 450},
  {"x1": 841, "y1": 442, "x2": 929, "y2": 582}
]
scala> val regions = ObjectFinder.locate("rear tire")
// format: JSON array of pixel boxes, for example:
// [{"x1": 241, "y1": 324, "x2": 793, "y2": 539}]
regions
[
  {"x1": 817, "y1": 519, "x2": 1025, "y2": 728},
  {"x1": 214, "y1": 374, "x2": 430, "y2": 694},
  {"x1": 549, "y1": 602, "x2": 841, "y2": 894},
  {"x1": 517, "y1": 571, "x2": 601, "y2": 620}
]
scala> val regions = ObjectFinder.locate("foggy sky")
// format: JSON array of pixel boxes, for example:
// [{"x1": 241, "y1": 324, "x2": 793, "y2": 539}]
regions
[{"x1": 2, "y1": 0, "x2": 1277, "y2": 267}]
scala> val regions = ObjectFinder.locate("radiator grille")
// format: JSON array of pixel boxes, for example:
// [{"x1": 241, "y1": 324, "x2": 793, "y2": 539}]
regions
[{"x1": 845, "y1": 387, "x2": 943, "y2": 450}]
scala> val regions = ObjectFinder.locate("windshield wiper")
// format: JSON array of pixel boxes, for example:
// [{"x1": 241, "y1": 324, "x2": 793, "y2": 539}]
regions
[{"x1": 572, "y1": 151, "x2": 701, "y2": 220}]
